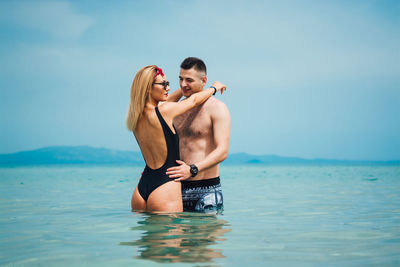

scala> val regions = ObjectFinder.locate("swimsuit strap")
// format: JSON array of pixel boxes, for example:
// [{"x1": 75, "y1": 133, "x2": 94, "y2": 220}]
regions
[
  {"x1": 155, "y1": 106, "x2": 175, "y2": 136},
  {"x1": 155, "y1": 107, "x2": 180, "y2": 162}
]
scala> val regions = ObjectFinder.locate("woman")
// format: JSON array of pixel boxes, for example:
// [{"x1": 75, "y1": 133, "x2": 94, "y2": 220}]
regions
[{"x1": 126, "y1": 65, "x2": 226, "y2": 212}]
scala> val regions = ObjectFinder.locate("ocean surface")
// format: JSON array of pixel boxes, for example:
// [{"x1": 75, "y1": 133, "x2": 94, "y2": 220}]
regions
[{"x1": 0, "y1": 165, "x2": 399, "y2": 266}]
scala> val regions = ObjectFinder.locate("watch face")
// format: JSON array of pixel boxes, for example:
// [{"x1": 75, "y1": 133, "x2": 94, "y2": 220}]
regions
[{"x1": 190, "y1": 164, "x2": 198, "y2": 176}]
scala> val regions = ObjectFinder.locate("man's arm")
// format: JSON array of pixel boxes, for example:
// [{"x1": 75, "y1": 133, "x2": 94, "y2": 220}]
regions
[
  {"x1": 195, "y1": 102, "x2": 230, "y2": 172},
  {"x1": 166, "y1": 101, "x2": 231, "y2": 181}
]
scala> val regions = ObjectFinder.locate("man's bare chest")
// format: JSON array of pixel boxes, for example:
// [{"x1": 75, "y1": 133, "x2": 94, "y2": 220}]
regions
[{"x1": 174, "y1": 107, "x2": 212, "y2": 138}]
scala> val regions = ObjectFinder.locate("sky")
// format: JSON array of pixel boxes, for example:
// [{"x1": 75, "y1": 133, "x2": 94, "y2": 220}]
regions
[{"x1": 0, "y1": 0, "x2": 399, "y2": 160}]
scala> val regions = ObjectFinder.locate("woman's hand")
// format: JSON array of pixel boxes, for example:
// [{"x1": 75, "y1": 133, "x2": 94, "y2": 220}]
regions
[
  {"x1": 166, "y1": 160, "x2": 192, "y2": 182},
  {"x1": 211, "y1": 81, "x2": 227, "y2": 94}
]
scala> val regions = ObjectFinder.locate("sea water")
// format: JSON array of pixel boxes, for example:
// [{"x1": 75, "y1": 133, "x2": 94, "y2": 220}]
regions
[{"x1": 0, "y1": 165, "x2": 399, "y2": 266}]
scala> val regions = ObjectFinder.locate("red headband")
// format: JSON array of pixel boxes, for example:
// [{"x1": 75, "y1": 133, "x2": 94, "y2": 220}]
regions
[{"x1": 154, "y1": 66, "x2": 165, "y2": 78}]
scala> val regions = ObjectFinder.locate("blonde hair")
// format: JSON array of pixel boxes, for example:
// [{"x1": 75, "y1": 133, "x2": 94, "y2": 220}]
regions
[{"x1": 126, "y1": 65, "x2": 157, "y2": 131}]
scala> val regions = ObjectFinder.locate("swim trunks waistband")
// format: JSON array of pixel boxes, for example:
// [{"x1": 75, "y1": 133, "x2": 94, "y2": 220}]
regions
[{"x1": 181, "y1": 177, "x2": 220, "y2": 189}]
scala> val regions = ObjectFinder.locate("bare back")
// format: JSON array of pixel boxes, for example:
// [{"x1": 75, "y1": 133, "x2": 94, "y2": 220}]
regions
[{"x1": 134, "y1": 106, "x2": 176, "y2": 169}]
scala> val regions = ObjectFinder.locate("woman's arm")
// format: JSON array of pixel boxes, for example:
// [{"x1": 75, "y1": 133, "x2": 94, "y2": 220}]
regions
[{"x1": 160, "y1": 81, "x2": 226, "y2": 118}]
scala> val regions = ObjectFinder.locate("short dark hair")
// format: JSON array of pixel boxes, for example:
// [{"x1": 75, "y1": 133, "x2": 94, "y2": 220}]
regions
[{"x1": 180, "y1": 57, "x2": 207, "y2": 75}]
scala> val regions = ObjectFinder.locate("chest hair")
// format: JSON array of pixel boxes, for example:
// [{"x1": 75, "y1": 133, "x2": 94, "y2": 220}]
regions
[{"x1": 175, "y1": 104, "x2": 212, "y2": 138}]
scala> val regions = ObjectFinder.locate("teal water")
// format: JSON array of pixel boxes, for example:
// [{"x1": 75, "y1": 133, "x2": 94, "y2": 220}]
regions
[{"x1": 0, "y1": 165, "x2": 399, "y2": 266}]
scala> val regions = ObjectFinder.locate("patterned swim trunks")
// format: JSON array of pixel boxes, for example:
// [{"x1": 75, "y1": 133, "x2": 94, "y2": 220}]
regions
[{"x1": 181, "y1": 177, "x2": 223, "y2": 214}]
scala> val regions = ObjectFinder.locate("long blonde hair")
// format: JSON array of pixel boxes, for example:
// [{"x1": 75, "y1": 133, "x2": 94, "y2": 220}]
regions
[{"x1": 126, "y1": 65, "x2": 157, "y2": 131}]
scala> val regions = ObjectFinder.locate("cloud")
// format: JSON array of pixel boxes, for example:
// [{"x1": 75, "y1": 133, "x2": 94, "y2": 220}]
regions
[{"x1": 1, "y1": 0, "x2": 94, "y2": 40}]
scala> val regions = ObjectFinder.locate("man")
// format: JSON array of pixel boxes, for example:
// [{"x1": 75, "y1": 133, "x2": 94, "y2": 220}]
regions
[{"x1": 166, "y1": 57, "x2": 231, "y2": 213}]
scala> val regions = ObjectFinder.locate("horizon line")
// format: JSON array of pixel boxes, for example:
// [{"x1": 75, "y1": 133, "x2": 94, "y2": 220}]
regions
[{"x1": 1, "y1": 145, "x2": 399, "y2": 163}]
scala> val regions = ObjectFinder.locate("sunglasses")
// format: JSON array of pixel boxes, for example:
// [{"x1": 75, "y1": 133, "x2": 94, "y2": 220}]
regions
[{"x1": 153, "y1": 81, "x2": 170, "y2": 89}]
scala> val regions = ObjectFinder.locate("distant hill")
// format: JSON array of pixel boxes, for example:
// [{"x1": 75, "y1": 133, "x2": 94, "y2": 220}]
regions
[
  {"x1": 225, "y1": 153, "x2": 399, "y2": 165},
  {"x1": 0, "y1": 146, "x2": 144, "y2": 165},
  {"x1": 0, "y1": 146, "x2": 398, "y2": 166}
]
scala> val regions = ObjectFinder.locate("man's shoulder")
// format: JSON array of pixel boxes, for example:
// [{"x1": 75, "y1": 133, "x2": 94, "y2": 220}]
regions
[
  {"x1": 204, "y1": 97, "x2": 230, "y2": 118},
  {"x1": 204, "y1": 97, "x2": 228, "y2": 110}
]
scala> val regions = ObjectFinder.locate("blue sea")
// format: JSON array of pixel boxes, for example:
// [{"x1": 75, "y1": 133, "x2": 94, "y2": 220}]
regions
[{"x1": 1, "y1": 165, "x2": 399, "y2": 266}]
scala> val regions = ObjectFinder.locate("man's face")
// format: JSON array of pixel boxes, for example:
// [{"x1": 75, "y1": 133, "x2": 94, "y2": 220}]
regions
[{"x1": 179, "y1": 68, "x2": 207, "y2": 97}]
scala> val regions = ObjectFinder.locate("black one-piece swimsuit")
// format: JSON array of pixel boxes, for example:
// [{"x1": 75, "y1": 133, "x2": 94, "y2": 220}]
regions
[{"x1": 137, "y1": 107, "x2": 180, "y2": 201}]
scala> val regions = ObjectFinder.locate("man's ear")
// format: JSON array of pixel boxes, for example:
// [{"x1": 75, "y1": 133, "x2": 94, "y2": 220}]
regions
[{"x1": 202, "y1": 75, "x2": 207, "y2": 86}]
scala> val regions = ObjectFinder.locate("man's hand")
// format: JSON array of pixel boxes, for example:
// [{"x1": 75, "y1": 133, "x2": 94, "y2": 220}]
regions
[{"x1": 166, "y1": 160, "x2": 192, "y2": 182}]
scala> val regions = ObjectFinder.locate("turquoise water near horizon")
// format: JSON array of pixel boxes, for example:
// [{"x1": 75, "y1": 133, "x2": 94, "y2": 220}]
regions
[{"x1": 1, "y1": 165, "x2": 399, "y2": 266}]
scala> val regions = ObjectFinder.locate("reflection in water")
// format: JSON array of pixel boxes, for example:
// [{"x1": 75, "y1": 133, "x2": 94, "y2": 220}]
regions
[{"x1": 120, "y1": 212, "x2": 231, "y2": 264}]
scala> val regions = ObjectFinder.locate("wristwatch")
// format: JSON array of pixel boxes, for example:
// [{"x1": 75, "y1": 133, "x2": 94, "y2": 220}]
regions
[{"x1": 190, "y1": 164, "x2": 198, "y2": 177}]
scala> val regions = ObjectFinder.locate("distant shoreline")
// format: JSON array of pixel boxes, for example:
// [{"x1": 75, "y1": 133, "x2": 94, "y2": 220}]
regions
[{"x1": 0, "y1": 146, "x2": 399, "y2": 166}]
